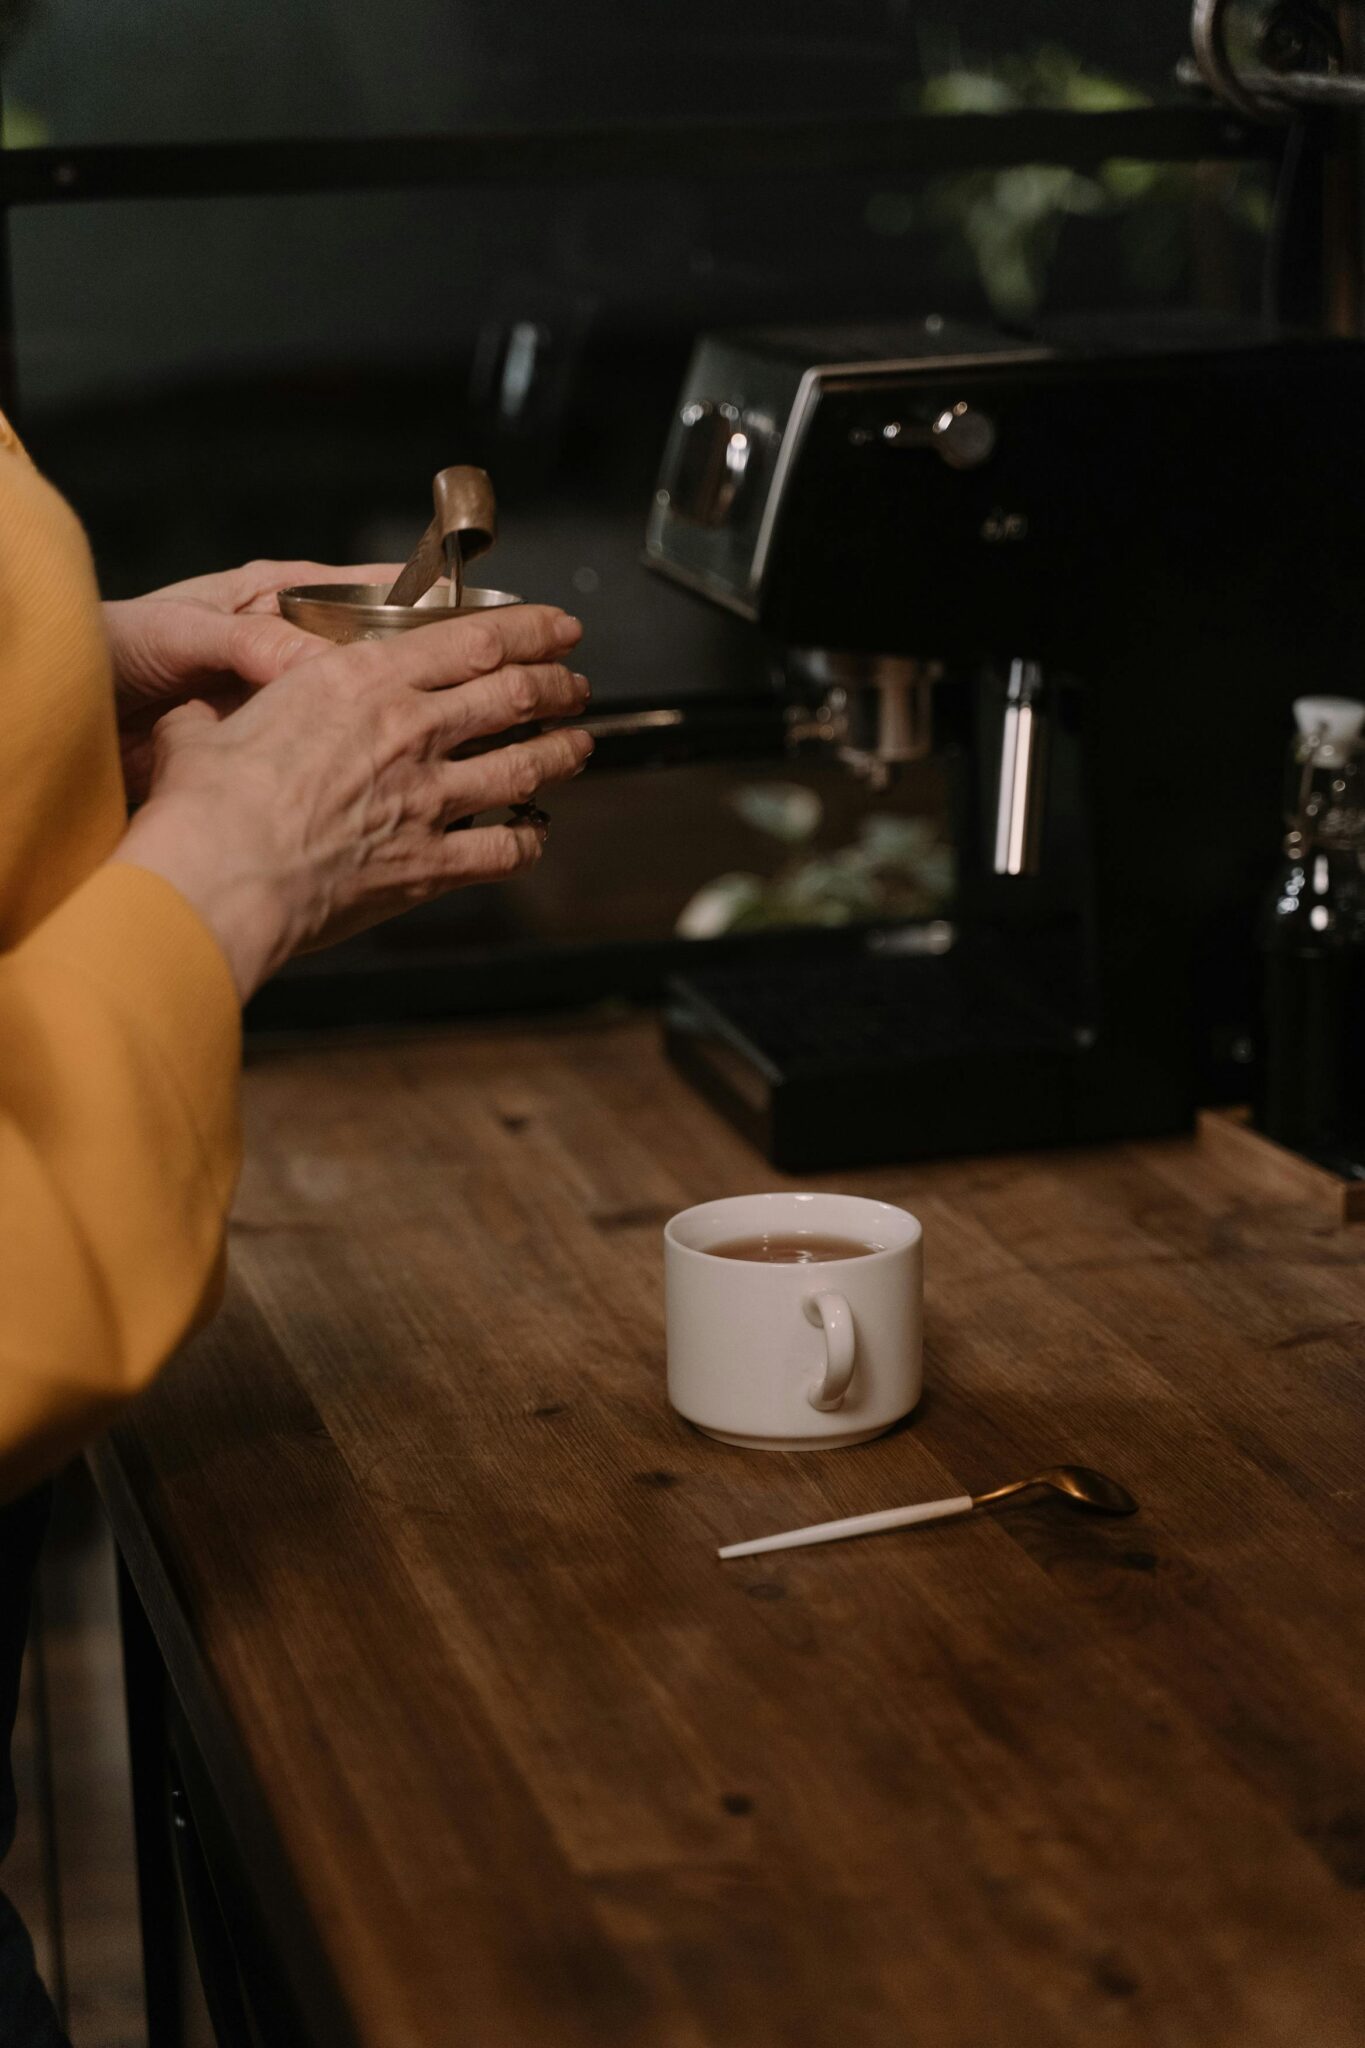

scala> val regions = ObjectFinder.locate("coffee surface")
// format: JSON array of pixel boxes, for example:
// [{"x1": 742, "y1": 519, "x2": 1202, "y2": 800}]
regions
[{"x1": 706, "y1": 1233, "x2": 883, "y2": 1264}]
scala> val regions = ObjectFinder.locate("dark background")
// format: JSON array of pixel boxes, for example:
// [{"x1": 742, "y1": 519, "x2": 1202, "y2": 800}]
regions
[
  {"x1": 0, "y1": 3, "x2": 1278, "y2": 985},
  {"x1": 7, "y1": 3, "x2": 1197, "y2": 145}
]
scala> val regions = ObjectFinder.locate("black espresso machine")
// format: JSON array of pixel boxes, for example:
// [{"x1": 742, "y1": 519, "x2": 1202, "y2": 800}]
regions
[{"x1": 642, "y1": 315, "x2": 1365, "y2": 1170}]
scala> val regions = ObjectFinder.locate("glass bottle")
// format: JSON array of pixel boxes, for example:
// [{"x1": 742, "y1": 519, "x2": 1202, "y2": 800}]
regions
[{"x1": 1254, "y1": 696, "x2": 1365, "y2": 1168}]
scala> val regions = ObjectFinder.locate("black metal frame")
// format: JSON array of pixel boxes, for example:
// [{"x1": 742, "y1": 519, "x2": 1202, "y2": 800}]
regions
[
  {"x1": 115, "y1": 1542, "x2": 353, "y2": 2048},
  {"x1": 0, "y1": 102, "x2": 1286, "y2": 417},
  {"x1": 0, "y1": 107, "x2": 1276, "y2": 209}
]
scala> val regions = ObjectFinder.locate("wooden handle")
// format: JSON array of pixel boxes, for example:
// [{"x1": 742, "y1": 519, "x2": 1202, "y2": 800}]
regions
[{"x1": 718, "y1": 1495, "x2": 975, "y2": 1562}]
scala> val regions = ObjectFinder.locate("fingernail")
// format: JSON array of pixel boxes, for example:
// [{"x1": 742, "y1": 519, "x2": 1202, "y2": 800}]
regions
[
  {"x1": 573, "y1": 671, "x2": 591, "y2": 701},
  {"x1": 553, "y1": 615, "x2": 583, "y2": 645}
]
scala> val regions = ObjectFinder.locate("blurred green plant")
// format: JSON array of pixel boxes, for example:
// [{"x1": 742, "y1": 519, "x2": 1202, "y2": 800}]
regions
[
  {"x1": 868, "y1": 44, "x2": 1272, "y2": 318},
  {"x1": 0, "y1": 102, "x2": 46, "y2": 149},
  {"x1": 676, "y1": 783, "x2": 953, "y2": 938}
]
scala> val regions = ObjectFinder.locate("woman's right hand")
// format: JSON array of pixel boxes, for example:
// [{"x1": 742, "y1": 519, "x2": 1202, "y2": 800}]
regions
[{"x1": 113, "y1": 603, "x2": 591, "y2": 1001}]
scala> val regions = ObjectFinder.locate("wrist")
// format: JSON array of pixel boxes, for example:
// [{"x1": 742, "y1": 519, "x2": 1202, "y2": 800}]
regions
[{"x1": 112, "y1": 799, "x2": 291, "y2": 1003}]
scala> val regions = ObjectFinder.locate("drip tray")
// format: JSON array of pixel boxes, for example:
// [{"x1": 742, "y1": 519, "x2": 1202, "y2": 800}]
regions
[{"x1": 664, "y1": 948, "x2": 1089, "y2": 1171}]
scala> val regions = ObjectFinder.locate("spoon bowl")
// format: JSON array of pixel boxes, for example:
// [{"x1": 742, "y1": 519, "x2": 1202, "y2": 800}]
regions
[{"x1": 973, "y1": 1464, "x2": 1139, "y2": 1516}]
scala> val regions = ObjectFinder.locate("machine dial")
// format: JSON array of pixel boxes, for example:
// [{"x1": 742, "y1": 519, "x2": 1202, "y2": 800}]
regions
[
  {"x1": 670, "y1": 400, "x2": 756, "y2": 527},
  {"x1": 878, "y1": 401, "x2": 996, "y2": 470}
]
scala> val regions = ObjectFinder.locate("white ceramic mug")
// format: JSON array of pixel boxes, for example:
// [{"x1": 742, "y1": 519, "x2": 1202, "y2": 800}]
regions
[{"x1": 664, "y1": 1192, "x2": 923, "y2": 1451}]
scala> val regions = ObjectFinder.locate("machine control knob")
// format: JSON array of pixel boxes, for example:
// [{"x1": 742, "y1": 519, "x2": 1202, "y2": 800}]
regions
[
  {"x1": 879, "y1": 401, "x2": 996, "y2": 470},
  {"x1": 670, "y1": 399, "x2": 755, "y2": 527}
]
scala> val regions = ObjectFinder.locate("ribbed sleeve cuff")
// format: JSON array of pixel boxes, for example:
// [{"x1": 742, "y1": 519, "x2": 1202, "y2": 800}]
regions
[{"x1": 20, "y1": 862, "x2": 242, "y2": 1200}]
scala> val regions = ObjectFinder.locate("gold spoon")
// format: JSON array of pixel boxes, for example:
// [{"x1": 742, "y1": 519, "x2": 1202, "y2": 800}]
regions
[{"x1": 717, "y1": 1464, "x2": 1138, "y2": 1561}]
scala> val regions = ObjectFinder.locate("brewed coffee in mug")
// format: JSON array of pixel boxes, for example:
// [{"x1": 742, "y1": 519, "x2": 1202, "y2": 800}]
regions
[{"x1": 664, "y1": 1192, "x2": 923, "y2": 1451}]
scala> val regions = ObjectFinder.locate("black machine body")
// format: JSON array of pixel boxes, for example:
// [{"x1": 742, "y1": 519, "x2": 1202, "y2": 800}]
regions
[{"x1": 646, "y1": 316, "x2": 1365, "y2": 1170}]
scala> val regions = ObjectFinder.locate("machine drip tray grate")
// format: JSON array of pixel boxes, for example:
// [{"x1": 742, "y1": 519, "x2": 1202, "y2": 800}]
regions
[
  {"x1": 664, "y1": 943, "x2": 1102, "y2": 1170},
  {"x1": 670, "y1": 948, "x2": 1075, "y2": 1076}
]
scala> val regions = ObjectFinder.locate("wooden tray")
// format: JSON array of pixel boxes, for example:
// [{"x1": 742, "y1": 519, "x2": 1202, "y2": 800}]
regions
[{"x1": 1200, "y1": 1106, "x2": 1365, "y2": 1223}]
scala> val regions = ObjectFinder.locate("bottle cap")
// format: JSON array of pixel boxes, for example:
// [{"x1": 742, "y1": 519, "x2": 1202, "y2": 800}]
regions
[{"x1": 1293, "y1": 696, "x2": 1365, "y2": 766}]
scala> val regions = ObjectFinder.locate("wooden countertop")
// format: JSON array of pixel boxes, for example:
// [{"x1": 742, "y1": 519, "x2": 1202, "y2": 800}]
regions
[{"x1": 96, "y1": 1012, "x2": 1365, "y2": 2048}]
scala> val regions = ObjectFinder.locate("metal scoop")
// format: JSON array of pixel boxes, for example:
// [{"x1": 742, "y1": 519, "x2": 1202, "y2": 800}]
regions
[
  {"x1": 385, "y1": 465, "x2": 497, "y2": 608},
  {"x1": 717, "y1": 1464, "x2": 1137, "y2": 1561}
]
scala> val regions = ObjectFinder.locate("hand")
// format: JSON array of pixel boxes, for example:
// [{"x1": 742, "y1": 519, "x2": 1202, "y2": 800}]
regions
[
  {"x1": 113, "y1": 604, "x2": 591, "y2": 1002},
  {"x1": 104, "y1": 559, "x2": 403, "y2": 802}
]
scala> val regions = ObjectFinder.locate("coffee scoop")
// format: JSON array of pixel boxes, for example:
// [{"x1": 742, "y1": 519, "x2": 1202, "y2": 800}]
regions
[{"x1": 385, "y1": 466, "x2": 497, "y2": 609}]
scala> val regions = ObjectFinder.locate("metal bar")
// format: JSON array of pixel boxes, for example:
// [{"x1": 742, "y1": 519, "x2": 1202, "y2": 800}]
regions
[
  {"x1": 23, "y1": 1573, "x2": 69, "y2": 2033},
  {"x1": 1325, "y1": 5, "x2": 1365, "y2": 334},
  {"x1": 1185, "y1": 0, "x2": 1365, "y2": 117},
  {"x1": 1189, "y1": 0, "x2": 1279, "y2": 121},
  {"x1": 0, "y1": 107, "x2": 1277, "y2": 210},
  {"x1": 116, "y1": 1553, "x2": 185, "y2": 2048},
  {"x1": 165, "y1": 1759, "x2": 258, "y2": 2048},
  {"x1": 1179, "y1": 49, "x2": 1365, "y2": 108},
  {"x1": 1206, "y1": 65, "x2": 1365, "y2": 108}
]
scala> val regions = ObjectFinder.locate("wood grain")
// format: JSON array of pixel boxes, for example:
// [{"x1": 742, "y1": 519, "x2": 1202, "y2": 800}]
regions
[
  {"x1": 1200, "y1": 1106, "x2": 1365, "y2": 1224},
  {"x1": 94, "y1": 1013, "x2": 1365, "y2": 2048}
]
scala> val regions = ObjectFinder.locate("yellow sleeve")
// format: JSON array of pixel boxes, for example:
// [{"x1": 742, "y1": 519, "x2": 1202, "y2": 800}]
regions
[
  {"x1": 0, "y1": 417, "x2": 243, "y2": 1499},
  {"x1": 0, "y1": 865, "x2": 242, "y2": 1499}
]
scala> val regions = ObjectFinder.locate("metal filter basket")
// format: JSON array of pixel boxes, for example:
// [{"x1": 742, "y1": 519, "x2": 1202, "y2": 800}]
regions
[{"x1": 278, "y1": 583, "x2": 523, "y2": 645}]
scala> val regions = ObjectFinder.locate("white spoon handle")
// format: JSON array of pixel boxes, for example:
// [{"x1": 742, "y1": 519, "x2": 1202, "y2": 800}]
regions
[{"x1": 718, "y1": 1494, "x2": 975, "y2": 1561}]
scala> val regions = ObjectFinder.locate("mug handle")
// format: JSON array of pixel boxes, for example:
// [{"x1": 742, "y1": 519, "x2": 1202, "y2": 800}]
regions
[{"x1": 803, "y1": 1291, "x2": 856, "y2": 1412}]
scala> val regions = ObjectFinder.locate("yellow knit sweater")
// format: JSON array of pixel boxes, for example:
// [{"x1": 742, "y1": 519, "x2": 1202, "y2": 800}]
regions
[{"x1": 0, "y1": 412, "x2": 241, "y2": 1499}]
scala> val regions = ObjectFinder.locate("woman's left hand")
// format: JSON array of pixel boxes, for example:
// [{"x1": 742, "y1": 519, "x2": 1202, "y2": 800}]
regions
[{"x1": 104, "y1": 558, "x2": 401, "y2": 801}]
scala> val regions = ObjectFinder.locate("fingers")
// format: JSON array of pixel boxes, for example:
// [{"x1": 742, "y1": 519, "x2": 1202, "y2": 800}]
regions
[
  {"x1": 434, "y1": 726, "x2": 592, "y2": 823},
  {"x1": 425, "y1": 660, "x2": 590, "y2": 748},
  {"x1": 149, "y1": 699, "x2": 222, "y2": 776},
  {"x1": 434, "y1": 818, "x2": 547, "y2": 885},
  {"x1": 220, "y1": 610, "x2": 330, "y2": 684},
  {"x1": 355, "y1": 605, "x2": 582, "y2": 695},
  {"x1": 156, "y1": 699, "x2": 221, "y2": 735}
]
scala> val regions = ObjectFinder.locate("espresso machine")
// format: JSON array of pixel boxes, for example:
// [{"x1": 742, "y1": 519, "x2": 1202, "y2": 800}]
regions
[{"x1": 642, "y1": 316, "x2": 1365, "y2": 1169}]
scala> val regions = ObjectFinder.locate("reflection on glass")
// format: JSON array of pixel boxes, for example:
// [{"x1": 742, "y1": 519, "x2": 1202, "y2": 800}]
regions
[
  {"x1": 5, "y1": 2, "x2": 1197, "y2": 150},
  {"x1": 677, "y1": 785, "x2": 954, "y2": 939},
  {"x1": 859, "y1": 42, "x2": 1273, "y2": 317}
]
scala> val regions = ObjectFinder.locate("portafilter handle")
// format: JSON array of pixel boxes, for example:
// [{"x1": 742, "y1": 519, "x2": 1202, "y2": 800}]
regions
[{"x1": 784, "y1": 650, "x2": 941, "y2": 787}]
